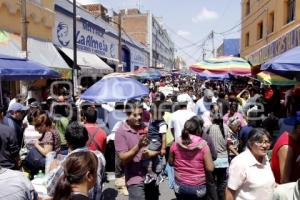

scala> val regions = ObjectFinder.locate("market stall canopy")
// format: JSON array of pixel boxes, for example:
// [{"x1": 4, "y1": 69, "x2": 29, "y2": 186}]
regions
[
  {"x1": 195, "y1": 70, "x2": 230, "y2": 80},
  {"x1": 80, "y1": 77, "x2": 149, "y2": 103},
  {"x1": 59, "y1": 47, "x2": 113, "y2": 75},
  {"x1": 261, "y1": 46, "x2": 300, "y2": 72},
  {"x1": 0, "y1": 30, "x2": 71, "y2": 79},
  {"x1": 190, "y1": 56, "x2": 251, "y2": 76},
  {"x1": 0, "y1": 54, "x2": 61, "y2": 80},
  {"x1": 257, "y1": 71, "x2": 297, "y2": 86},
  {"x1": 134, "y1": 67, "x2": 161, "y2": 80}
]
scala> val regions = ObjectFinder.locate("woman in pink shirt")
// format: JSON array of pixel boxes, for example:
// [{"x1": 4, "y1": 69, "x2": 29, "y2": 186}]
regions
[
  {"x1": 169, "y1": 118, "x2": 214, "y2": 200},
  {"x1": 223, "y1": 101, "x2": 246, "y2": 127}
]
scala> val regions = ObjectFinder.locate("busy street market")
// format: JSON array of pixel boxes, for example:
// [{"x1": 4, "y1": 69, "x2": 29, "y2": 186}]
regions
[{"x1": 0, "y1": 0, "x2": 300, "y2": 200}]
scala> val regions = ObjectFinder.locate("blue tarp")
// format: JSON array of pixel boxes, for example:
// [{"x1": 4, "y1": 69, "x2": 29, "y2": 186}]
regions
[
  {"x1": 0, "y1": 54, "x2": 61, "y2": 80},
  {"x1": 261, "y1": 46, "x2": 300, "y2": 72}
]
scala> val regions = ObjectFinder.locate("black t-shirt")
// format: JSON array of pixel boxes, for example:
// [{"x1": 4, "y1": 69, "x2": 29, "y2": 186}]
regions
[{"x1": 71, "y1": 194, "x2": 89, "y2": 200}]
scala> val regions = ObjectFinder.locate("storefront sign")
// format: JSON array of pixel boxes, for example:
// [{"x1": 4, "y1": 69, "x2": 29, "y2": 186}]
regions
[
  {"x1": 54, "y1": 6, "x2": 149, "y2": 71},
  {"x1": 247, "y1": 25, "x2": 300, "y2": 66},
  {"x1": 54, "y1": 12, "x2": 118, "y2": 59}
]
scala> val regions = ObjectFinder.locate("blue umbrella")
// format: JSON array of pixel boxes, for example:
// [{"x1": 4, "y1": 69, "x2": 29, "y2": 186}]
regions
[
  {"x1": 0, "y1": 54, "x2": 61, "y2": 80},
  {"x1": 261, "y1": 46, "x2": 300, "y2": 72},
  {"x1": 81, "y1": 77, "x2": 149, "y2": 103}
]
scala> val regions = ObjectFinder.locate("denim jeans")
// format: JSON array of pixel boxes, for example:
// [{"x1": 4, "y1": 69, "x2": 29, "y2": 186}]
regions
[
  {"x1": 174, "y1": 181, "x2": 207, "y2": 200},
  {"x1": 127, "y1": 182, "x2": 159, "y2": 200},
  {"x1": 165, "y1": 163, "x2": 175, "y2": 189},
  {"x1": 213, "y1": 168, "x2": 227, "y2": 200}
]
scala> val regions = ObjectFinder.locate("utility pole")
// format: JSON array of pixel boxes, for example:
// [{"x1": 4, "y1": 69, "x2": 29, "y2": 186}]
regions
[
  {"x1": 20, "y1": 0, "x2": 28, "y2": 97},
  {"x1": 20, "y1": 0, "x2": 28, "y2": 59},
  {"x1": 72, "y1": 0, "x2": 77, "y2": 99},
  {"x1": 118, "y1": 12, "x2": 122, "y2": 72},
  {"x1": 202, "y1": 48, "x2": 206, "y2": 60},
  {"x1": 154, "y1": 33, "x2": 158, "y2": 68},
  {"x1": 211, "y1": 31, "x2": 216, "y2": 57}
]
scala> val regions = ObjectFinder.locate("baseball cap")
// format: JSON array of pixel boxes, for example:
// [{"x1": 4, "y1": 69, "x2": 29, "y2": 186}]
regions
[
  {"x1": 8, "y1": 103, "x2": 28, "y2": 112},
  {"x1": 204, "y1": 89, "x2": 214, "y2": 98}
]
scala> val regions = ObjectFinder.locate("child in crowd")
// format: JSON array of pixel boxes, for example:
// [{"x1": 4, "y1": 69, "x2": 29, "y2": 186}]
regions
[{"x1": 143, "y1": 101, "x2": 167, "y2": 185}]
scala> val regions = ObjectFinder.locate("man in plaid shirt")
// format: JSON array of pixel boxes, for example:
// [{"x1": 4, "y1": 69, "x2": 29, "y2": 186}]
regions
[{"x1": 47, "y1": 122, "x2": 106, "y2": 200}]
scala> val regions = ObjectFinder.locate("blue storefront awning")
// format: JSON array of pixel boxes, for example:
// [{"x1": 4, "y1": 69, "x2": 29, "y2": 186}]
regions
[
  {"x1": 0, "y1": 54, "x2": 61, "y2": 80},
  {"x1": 261, "y1": 46, "x2": 300, "y2": 71}
]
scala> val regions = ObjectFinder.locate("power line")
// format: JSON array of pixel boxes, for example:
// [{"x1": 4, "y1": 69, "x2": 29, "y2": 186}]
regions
[
  {"x1": 215, "y1": 7, "x2": 267, "y2": 36},
  {"x1": 214, "y1": 22, "x2": 241, "y2": 35}
]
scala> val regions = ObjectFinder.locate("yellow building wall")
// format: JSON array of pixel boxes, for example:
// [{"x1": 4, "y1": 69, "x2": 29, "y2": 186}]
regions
[
  {"x1": 0, "y1": 0, "x2": 55, "y2": 41},
  {"x1": 241, "y1": 0, "x2": 300, "y2": 62}
]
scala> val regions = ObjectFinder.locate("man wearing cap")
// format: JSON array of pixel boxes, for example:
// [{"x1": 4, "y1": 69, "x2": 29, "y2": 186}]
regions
[
  {"x1": 195, "y1": 89, "x2": 216, "y2": 118},
  {"x1": 3, "y1": 103, "x2": 28, "y2": 148}
]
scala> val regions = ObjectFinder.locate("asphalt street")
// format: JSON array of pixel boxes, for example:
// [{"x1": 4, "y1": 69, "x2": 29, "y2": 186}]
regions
[{"x1": 102, "y1": 172, "x2": 176, "y2": 200}]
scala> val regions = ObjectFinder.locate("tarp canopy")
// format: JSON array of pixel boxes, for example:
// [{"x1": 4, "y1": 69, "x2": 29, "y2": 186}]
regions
[
  {"x1": 0, "y1": 54, "x2": 61, "y2": 80},
  {"x1": 257, "y1": 71, "x2": 297, "y2": 86},
  {"x1": 261, "y1": 46, "x2": 300, "y2": 72},
  {"x1": 195, "y1": 70, "x2": 230, "y2": 80},
  {"x1": 0, "y1": 30, "x2": 71, "y2": 79},
  {"x1": 190, "y1": 56, "x2": 251, "y2": 76},
  {"x1": 59, "y1": 47, "x2": 113, "y2": 75},
  {"x1": 134, "y1": 67, "x2": 161, "y2": 80}
]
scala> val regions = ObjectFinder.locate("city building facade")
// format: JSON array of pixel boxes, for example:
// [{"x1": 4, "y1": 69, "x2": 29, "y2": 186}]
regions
[
  {"x1": 217, "y1": 38, "x2": 240, "y2": 57},
  {"x1": 241, "y1": 0, "x2": 300, "y2": 67},
  {"x1": 174, "y1": 56, "x2": 186, "y2": 70},
  {"x1": 0, "y1": 0, "x2": 71, "y2": 96},
  {"x1": 54, "y1": 1, "x2": 149, "y2": 73},
  {"x1": 119, "y1": 9, "x2": 175, "y2": 70},
  {"x1": 0, "y1": 0, "x2": 55, "y2": 41}
]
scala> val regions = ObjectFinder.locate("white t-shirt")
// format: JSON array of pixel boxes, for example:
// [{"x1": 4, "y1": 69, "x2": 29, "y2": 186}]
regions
[
  {"x1": 170, "y1": 109, "x2": 196, "y2": 141},
  {"x1": 227, "y1": 149, "x2": 275, "y2": 200},
  {"x1": 195, "y1": 98, "x2": 215, "y2": 117}
]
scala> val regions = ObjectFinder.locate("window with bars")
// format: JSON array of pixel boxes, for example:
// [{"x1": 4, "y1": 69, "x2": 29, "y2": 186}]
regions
[
  {"x1": 245, "y1": 0, "x2": 250, "y2": 16},
  {"x1": 245, "y1": 32, "x2": 250, "y2": 47},
  {"x1": 268, "y1": 12, "x2": 275, "y2": 34},
  {"x1": 287, "y1": 0, "x2": 295, "y2": 23},
  {"x1": 257, "y1": 21, "x2": 263, "y2": 40}
]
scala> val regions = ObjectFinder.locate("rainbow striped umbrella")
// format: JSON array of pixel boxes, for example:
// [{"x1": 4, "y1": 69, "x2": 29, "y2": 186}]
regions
[
  {"x1": 257, "y1": 71, "x2": 297, "y2": 86},
  {"x1": 190, "y1": 56, "x2": 251, "y2": 76}
]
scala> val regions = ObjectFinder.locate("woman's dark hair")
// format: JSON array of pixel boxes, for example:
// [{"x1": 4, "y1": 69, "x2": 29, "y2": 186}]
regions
[
  {"x1": 246, "y1": 128, "x2": 271, "y2": 149},
  {"x1": 229, "y1": 101, "x2": 238, "y2": 112},
  {"x1": 33, "y1": 113, "x2": 52, "y2": 128},
  {"x1": 211, "y1": 113, "x2": 225, "y2": 138},
  {"x1": 65, "y1": 121, "x2": 89, "y2": 150},
  {"x1": 53, "y1": 151, "x2": 98, "y2": 200},
  {"x1": 190, "y1": 116, "x2": 204, "y2": 136},
  {"x1": 181, "y1": 119, "x2": 200, "y2": 145}
]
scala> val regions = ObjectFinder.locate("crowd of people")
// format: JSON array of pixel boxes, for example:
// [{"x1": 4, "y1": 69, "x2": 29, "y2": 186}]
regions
[{"x1": 0, "y1": 75, "x2": 300, "y2": 200}]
